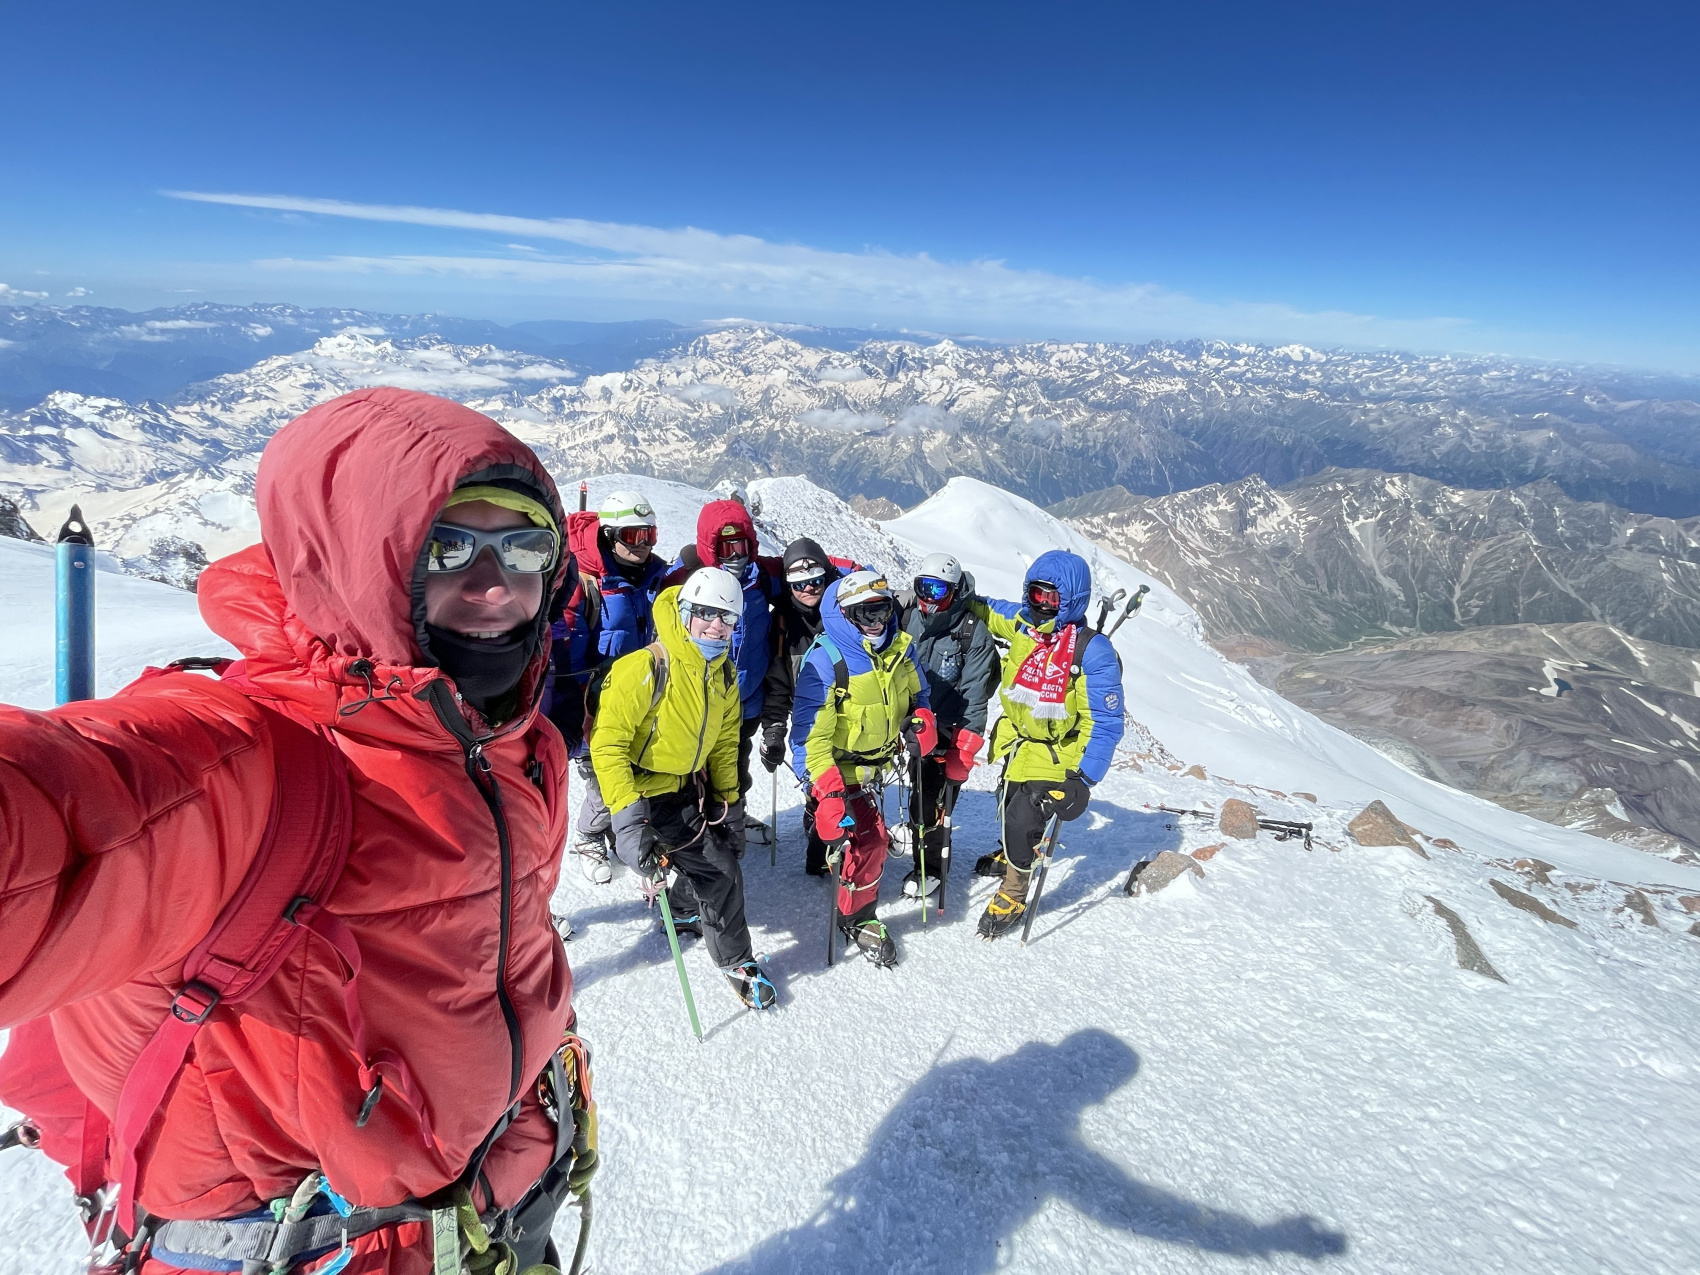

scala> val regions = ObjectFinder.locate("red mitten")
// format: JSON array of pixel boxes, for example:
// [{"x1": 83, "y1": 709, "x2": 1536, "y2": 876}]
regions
[
  {"x1": 902, "y1": 707, "x2": 938, "y2": 760},
  {"x1": 812, "y1": 766, "x2": 852, "y2": 840},
  {"x1": 943, "y1": 728, "x2": 984, "y2": 782}
]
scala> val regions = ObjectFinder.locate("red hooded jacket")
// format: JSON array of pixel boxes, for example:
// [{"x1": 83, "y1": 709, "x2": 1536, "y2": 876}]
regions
[{"x1": 0, "y1": 389, "x2": 574, "y2": 1272}]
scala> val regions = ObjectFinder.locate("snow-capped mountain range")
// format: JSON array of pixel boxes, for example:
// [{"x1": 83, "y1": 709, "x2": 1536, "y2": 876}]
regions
[{"x1": 4, "y1": 312, "x2": 1700, "y2": 587}]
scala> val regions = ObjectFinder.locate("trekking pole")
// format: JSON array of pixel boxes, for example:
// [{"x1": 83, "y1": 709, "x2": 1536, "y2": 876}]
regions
[
  {"x1": 655, "y1": 874, "x2": 702, "y2": 1041},
  {"x1": 55, "y1": 506, "x2": 96, "y2": 705},
  {"x1": 1101, "y1": 584, "x2": 1150, "y2": 639},
  {"x1": 568, "y1": 1191, "x2": 592, "y2": 1275},
  {"x1": 770, "y1": 766, "x2": 778, "y2": 868},
  {"x1": 826, "y1": 851, "x2": 842, "y2": 967},
  {"x1": 937, "y1": 780, "x2": 961, "y2": 918},
  {"x1": 913, "y1": 749, "x2": 928, "y2": 925},
  {"x1": 1019, "y1": 813, "x2": 1063, "y2": 946},
  {"x1": 578, "y1": 480, "x2": 588, "y2": 512}
]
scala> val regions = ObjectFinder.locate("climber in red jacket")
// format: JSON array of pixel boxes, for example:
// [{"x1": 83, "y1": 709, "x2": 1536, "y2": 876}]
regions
[{"x1": 0, "y1": 388, "x2": 592, "y2": 1273}]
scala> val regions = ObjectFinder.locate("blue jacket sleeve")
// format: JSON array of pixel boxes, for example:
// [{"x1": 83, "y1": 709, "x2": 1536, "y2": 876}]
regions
[
  {"x1": 597, "y1": 580, "x2": 641, "y2": 659},
  {"x1": 788, "y1": 647, "x2": 831, "y2": 784},
  {"x1": 1076, "y1": 632, "x2": 1126, "y2": 784}
]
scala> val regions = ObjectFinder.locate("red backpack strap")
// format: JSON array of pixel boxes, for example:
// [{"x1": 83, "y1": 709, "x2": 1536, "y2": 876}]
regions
[{"x1": 113, "y1": 700, "x2": 354, "y2": 1232}]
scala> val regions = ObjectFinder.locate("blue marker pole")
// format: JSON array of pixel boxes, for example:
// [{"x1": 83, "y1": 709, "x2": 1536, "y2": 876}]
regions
[{"x1": 55, "y1": 505, "x2": 96, "y2": 705}]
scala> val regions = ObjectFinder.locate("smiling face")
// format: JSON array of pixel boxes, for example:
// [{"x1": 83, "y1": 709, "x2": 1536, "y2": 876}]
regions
[{"x1": 422, "y1": 499, "x2": 546, "y2": 637}]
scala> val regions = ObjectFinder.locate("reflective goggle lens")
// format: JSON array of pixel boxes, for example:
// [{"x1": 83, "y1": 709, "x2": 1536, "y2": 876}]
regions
[
  {"x1": 1026, "y1": 581, "x2": 1061, "y2": 610},
  {"x1": 846, "y1": 599, "x2": 894, "y2": 629},
  {"x1": 617, "y1": 525, "x2": 658, "y2": 548},
  {"x1": 425, "y1": 524, "x2": 559, "y2": 574},
  {"x1": 790, "y1": 572, "x2": 828, "y2": 592},
  {"x1": 717, "y1": 536, "x2": 752, "y2": 562},
  {"x1": 684, "y1": 602, "x2": 739, "y2": 628},
  {"x1": 915, "y1": 576, "x2": 955, "y2": 603}
]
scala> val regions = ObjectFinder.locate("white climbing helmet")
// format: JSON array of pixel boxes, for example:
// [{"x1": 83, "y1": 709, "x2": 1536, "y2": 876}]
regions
[
  {"x1": 835, "y1": 569, "x2": 894, "y2": 610},
  {"x1": 915, "y1": 552, "x2": 962, "y2": 587},
  {"x1": 597, "y1": 491, "x2": 657, "y2": 529},
  {"x1": 678, "y1": 567, "x2": 743, "y2": 623}
]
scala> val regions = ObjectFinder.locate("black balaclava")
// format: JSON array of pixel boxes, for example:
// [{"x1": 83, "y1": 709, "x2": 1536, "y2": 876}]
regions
[{"x1": 414, "y1": 473, "x2": 558, "y2": 725}]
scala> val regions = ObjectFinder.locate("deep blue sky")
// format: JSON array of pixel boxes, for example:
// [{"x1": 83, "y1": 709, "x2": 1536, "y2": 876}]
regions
[{"x1": 3, "y1": 1, "x2": 1696, "y2": 370}]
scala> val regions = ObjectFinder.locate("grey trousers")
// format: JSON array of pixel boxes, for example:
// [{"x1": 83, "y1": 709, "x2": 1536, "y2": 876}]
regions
[{"x1": 575, "y1": 768, "x2": 612, "y2": 843}]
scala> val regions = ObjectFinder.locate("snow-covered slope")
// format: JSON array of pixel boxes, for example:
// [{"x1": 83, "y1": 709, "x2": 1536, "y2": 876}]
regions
[{"x1": 4, "y1": 477, "x2": 1698, "y2": 1274}]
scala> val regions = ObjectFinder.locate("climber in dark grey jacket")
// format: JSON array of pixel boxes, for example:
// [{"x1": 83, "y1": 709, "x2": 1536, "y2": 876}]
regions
[{"x1": 895, "y1": 552, "x2": 1001, "y2": 899}]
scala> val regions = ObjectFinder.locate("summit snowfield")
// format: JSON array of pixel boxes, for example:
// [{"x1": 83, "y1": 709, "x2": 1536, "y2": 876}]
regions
[{"x1": 4, "y1": 474, "x2": 1697, "y2": 1274}]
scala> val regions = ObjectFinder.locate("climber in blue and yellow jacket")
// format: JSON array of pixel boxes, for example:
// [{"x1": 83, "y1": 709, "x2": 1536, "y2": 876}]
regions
[
  {"x1": 967, "y1": 548, "x2": 1126, "y2": 941},
  {"x1": 789, "y1": 570, "x2": 935, "y2": 967}
]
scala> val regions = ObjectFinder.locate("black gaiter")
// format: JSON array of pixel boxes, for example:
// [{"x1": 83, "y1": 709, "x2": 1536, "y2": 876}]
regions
[{"x1": 424, "y1": 624, "x2": 535, "y2": 723}]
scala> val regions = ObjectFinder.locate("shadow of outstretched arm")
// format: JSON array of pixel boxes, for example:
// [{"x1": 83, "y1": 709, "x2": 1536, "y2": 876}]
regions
[{"x1": 1056, "y1": 1136, "x2": 1348, "y2": 1258}]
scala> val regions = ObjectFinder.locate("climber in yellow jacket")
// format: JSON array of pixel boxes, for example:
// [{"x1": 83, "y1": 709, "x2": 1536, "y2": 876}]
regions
[{"x1": 591, "y1": 567, "x2": 776, "y2": 1008}]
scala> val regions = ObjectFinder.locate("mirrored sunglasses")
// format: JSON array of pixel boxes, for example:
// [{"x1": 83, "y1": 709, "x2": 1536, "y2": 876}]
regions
[
  {"x1": 789, "y1": 572, "x2": 828, "y2": 592},
  {"x1": 683, "y1": 602, "x2": 739, "y2": 628},
  {"x1": 915, "y1": 576, "x2": 955, "y2": 603},
  {"x1": 425, "y1": 523, "x2": 559, "y2": 574},
  {"x1": 616, "y1": 525, "x2": 658, "y2": 548}
]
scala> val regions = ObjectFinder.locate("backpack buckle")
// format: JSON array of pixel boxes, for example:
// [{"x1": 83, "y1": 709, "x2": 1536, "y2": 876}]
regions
[{"x1": 170, "y1": 981, "x2": 222, "y2": 1024}]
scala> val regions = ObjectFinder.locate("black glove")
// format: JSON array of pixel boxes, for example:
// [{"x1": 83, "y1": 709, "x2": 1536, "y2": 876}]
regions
[
  {"x1": 1037, "y1": 771, "x2": 1092, "y2": 822},
  {"x1": 759, "y1": 723, "x2": 787, "y2": 773}
]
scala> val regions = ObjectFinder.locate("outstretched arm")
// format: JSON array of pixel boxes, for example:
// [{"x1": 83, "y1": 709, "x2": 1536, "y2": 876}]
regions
[
  {"x1": 0, "y1": 678, "x2": 276, "y2": 1026},
  {"x1": 965, "y1": 594, "x2": 1023, "y2": 643}
]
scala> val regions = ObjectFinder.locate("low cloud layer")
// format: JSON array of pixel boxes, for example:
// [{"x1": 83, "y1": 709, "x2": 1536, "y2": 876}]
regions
[{"x1": 166, "y1": 190, "x2": 1485, "y2": 353}]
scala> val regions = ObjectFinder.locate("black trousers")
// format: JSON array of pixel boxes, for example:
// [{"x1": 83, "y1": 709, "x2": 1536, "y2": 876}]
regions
[
  {"x1": 736, "y1": 713, "x2": 761, "y2": 798},
  {"x1": 649, "y1": 785, "x2": 754, "y2": 969},
  {"x1": 1001, "y1": 779, "x2": 1082, "y2": 871},
  {"x1": 905, "y1": 755, "x2": 960, "y2": 878}
]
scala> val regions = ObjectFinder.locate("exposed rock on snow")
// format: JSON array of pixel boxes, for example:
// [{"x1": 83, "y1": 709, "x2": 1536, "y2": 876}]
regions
[
  {"x1": 1619, "y1": 889, "x2": 1660, "y2": 927},
  {"x1": 1424, "y1": 897, "x2": 1507, "y2": 982},
  {"x1": 1132, "y1": 850, "x2": 1203, "y2": 894},
  {"x1": 1348, "y1": 800, "x2": 1429, "y2": 858},
  {"x1": 1218, "y1": 798, "x2": 1259, "y2": 840},
  {"x1": 1489, "y1": 879, "x2": 1578, "y2": 929},
  {"x1": 0, "y1": 496, "x2": 39, "y2": 542}
]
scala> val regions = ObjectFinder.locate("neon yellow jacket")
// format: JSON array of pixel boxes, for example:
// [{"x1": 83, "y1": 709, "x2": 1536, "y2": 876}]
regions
[{"x1": 590, "y1": 585, "x2": 741, "y2": 813}]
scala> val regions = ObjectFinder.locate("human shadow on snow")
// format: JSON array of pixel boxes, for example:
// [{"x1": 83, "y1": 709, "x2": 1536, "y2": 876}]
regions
[{"x1": 703, "y1": 1028, "x2": 1348, "y2": 1274}]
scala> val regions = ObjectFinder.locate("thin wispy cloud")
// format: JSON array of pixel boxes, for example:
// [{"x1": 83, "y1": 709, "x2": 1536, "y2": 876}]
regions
[{"x1": 165, "y1": 190, "x2": 1479, "y2": 350}]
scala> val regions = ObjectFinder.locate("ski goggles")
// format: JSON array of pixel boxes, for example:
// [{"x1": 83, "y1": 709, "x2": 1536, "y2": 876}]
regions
[
  {"x1": 715, "y1": 535, "x2": 753, "y2": 562},
  {"x1": 844, "y1": 598, "x2": 894, "y2": 630},
  {"x1": 614, "y1": 524, "x2": 658, "y2": 548},
  {"x1": 682, "y1": 602, "x2": 739, "y2": 630},
  {"x1": 914, "y1": 576, "x2": 955, "y2": 604},
  {"x1": 1026, "y1": 580, "x2": 1062, "y2": 614},
  {"x1": 424, "y1": 522, "x2": 559, "y2": 574}
]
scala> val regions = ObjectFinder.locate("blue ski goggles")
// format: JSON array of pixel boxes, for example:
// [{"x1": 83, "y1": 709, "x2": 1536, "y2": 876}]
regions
[
  {"x1": 424, "y1": 523, "x2": 559, "y2": 574},
  {"x1": 914, "y1": 576, "x2": 956, "y2": 605}
]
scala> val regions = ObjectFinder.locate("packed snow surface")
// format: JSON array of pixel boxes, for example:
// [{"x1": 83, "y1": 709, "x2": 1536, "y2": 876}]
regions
[{"x1": 4, "y1": 477, "x2": 1698, "y2": 1274}]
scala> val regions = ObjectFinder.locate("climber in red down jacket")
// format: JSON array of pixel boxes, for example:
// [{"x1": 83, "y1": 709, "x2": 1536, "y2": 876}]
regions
[{"x1": 0, "y1": 389, "x2": 594, "y2": 1273}]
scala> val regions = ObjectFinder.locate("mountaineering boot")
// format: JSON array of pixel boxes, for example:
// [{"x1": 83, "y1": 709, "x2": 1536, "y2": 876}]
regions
[
  {"x1": 977, "y1": 860, "x2": 1034, "y2": 941},
  {"x1": 901, "y1": 869, "x2": 940, "y2": 900},
  {"x1": 726, "y1": 960, "x2": 778, "y2": 1010},
  {"x1": 575, "y1": 833, "x2": 613, "y2": 885},
  {"x1": 839, "y1": 917, "x2": 898, "y2": 968},
  {"x1": 973, "y1": 848, "x2": 1007, "y2": 878}
]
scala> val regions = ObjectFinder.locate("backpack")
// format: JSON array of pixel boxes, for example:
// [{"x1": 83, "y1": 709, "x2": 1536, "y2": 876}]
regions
[
  {"x1": 0, "y1": 659, "x2": 356, "y2": 1244},
  {"x1": 554, "y1": 510, "x2": 608, "y2": 637},
  {"x1": 643, "y1": 639, "x2": 736, "y2": 713}
]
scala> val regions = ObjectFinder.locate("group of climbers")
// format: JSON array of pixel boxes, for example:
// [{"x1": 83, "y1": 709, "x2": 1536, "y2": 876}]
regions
[{"x1": 0, "y1": 388, "x2": 1129, "y2": 1274}]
